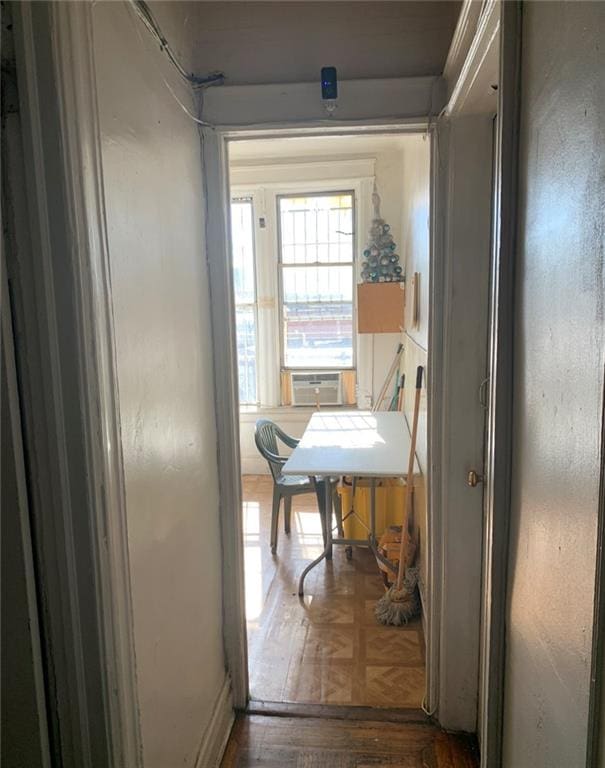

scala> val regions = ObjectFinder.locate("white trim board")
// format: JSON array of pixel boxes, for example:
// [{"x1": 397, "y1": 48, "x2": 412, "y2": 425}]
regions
[
  {"x1": 476, "y1": 4, "x2": 520, "y2": 765},
  {"x1": 11, "y1": 2, "x2": 141, "y2": 765},
  {"x1": 194, "y1": 678, "x2": 234, "y2": 768},
  {"x1": 443, "y1": 0, "x2": 484, "y2": 102},
  {"x1": 446, "y1": 0, "x2": 500, "y2": 117},
  {"x1": 225, "y1": 121, "x2": 430, "y2": 143},
  {"x1": 239, "y1": 407, "x2": 323, "y2": 424},
  {"x1": 202, "y1": 77, "x2": 444, "y2": 128},
  {"x1": 203, "y1": 128, "x2": 250, "y2": 709},
  {"x1": 241, "y1": 457, "x2": 271, "y2": 476},
  {"x1": 49, "y1": 5, "x2": 143, "y2": 762}
]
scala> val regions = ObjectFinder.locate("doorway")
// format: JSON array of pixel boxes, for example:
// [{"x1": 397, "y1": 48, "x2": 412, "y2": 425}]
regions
[
  {"x1": 225, "y1": 131, "x2": 431, "y2": 711},
  {"x1": 134, "y1": 1, "x2": 508, "y2": 742}
]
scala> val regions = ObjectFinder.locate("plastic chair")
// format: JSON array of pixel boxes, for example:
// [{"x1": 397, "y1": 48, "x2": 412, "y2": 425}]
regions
[{"x1": 254, "y1": 419, "x2": 343, "y2": 555}]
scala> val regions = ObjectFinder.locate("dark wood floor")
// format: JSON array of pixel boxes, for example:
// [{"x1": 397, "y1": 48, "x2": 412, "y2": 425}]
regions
[{"x1": 221, "y1": 714, "x2": 479, "y2": 767}]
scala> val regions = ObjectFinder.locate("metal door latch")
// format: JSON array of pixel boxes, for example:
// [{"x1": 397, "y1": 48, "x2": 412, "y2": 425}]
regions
[{"x1": 467, "y1": 469, "x2": 484, "y2": 487}]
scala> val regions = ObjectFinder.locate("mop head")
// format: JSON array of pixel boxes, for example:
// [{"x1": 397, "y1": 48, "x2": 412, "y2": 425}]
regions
[{"x1": 374, "y1": 566, "x2": 420, "y2": 626}]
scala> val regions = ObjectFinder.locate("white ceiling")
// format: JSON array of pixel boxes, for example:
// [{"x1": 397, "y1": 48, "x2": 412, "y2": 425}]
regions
[
  {"x1": 229, "y1": 133, "x2": 418, "y2": 163},
  {"x1": 156, "y1": 1, "x2": 462, "y2": 86}
]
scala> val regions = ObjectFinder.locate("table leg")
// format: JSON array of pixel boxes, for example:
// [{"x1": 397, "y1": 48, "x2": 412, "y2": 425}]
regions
[
  {"x1": 298, "y1": 477, "x2": 332, "y2": 596},
  {"x1": 326, "y1": 480, "x2": 333, "y2": 561},
  {"x1": 370, "y1": 478, "x2": 376, "y2": 543}
]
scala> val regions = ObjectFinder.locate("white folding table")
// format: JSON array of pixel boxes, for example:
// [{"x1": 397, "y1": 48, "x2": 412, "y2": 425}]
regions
[{"x1": 282, "y1": 411, "x2": 418, "y2": 595}]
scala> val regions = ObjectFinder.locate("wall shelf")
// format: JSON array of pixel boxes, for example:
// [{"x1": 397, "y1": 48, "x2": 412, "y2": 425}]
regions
[{"x1": 357, "y1": 282, "x2": 405, "y2": 334}]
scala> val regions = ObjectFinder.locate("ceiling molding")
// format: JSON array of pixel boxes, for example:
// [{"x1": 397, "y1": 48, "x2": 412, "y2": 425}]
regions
[
  {"x1": 443, "y1": 0, "x2": 485, "y2": 103},
  {"x1": 445, "y1": 0, "x2": 500, "y2": 117}
]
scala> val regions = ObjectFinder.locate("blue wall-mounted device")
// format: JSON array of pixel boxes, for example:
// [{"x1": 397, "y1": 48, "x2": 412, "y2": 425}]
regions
[{"x1": 321, "y1": 67, "x2": 338, "y2": 101}]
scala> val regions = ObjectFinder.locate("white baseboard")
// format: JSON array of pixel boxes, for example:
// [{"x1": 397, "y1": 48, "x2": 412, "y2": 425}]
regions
[
  {"x1": 195, "y1": 676, "x2": 234, "y2": 768},
  {"x1": 418, "y1": 578, "x2": 428, "y2": 641},
  {"x1": 241, "y1": 457, "x2": 269, "y2": 475}
]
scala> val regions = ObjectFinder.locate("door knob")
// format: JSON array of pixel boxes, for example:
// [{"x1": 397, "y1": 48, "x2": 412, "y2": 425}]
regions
[{"x1": 467, "y1": 469, "x2": 484, "y2": 488}]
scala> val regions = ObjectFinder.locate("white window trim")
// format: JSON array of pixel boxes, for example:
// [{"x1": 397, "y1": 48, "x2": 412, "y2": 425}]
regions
[
  {"x1": 231, "y1": 196, "x2": 259, "y2": 406},
  {"x1": 231, "y1": 172, "x2": 375, "y2": 409}
]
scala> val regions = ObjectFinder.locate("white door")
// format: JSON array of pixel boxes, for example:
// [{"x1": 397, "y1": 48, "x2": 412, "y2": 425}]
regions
[{"x1": 477, "y1": 113, "x2": 500, "y2": 758}]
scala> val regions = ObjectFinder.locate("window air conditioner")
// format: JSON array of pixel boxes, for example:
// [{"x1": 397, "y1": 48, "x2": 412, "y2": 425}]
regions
[{"x1": 290, "y1": 372, "x2": 342, "y2": 407}]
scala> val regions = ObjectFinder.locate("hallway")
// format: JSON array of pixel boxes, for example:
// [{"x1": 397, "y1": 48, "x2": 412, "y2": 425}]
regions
[
  {"x1": 221, "y1": 714, "x2": 478, "y2": 767},
  {"x1": 5, "y1": 2, "x2": 605, "y2": 767}
]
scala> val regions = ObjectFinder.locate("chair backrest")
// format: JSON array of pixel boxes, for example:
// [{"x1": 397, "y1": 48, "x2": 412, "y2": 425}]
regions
[{"x1": 254, "y1": 419, "x2": 283, "y2": 482}]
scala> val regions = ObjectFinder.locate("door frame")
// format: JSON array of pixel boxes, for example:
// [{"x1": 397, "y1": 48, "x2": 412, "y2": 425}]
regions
[
  {"x1": 477, "y1": 3, "x2": 521, "y2": 765},
  {"x1": 10, "y1": 3, "x2": 142, "y2": 766},
  {"x1": 429, "y1": 0, "x2": 520, "y2": 745},
  {"x1": 436, "y1": 0, "x2": 522, "y2": 760},
  {"x1": 202, "y1": 119, "x2": 435, "y2": 712},
  {"x1": 430, "y1": 114, "x2": 494, "y2": 731},
  {"x1": 430, "y1": 0, "x2": 502, "y2": 735}
]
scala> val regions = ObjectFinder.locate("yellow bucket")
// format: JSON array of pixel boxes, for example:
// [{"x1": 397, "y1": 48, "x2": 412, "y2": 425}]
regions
[{"x1": 337, "y1": 478, "x2": 406, "y2": 540}]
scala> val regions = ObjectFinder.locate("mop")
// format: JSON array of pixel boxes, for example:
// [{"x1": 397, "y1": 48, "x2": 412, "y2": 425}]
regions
[{"x1": 375, "y1": 365, "x2": 423, "y2": 626}]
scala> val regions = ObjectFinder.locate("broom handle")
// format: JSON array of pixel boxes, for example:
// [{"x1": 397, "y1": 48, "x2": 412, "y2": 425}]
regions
[
  {"x1": 396, "y1": 365, "x2": 423, "y2": 591},
  {"x1": 374, "y1": 343, "x2": 403, "y2": 412},
  {"x1": 397, "y1": 374, "x2": 405, "y2": 411}
]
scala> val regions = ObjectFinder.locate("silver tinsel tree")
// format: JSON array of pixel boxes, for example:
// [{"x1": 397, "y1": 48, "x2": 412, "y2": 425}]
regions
[{"x1": 360, "y1": 187, "x2": 404, "y2": 283}]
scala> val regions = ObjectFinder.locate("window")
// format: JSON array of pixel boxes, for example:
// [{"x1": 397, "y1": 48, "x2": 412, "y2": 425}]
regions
[
  {"x1": 231, "y1": 198, "x2": 257, "y2": 404},
  {"x1": 278, "y1": 192, "x2": 354, "y2": 369}
]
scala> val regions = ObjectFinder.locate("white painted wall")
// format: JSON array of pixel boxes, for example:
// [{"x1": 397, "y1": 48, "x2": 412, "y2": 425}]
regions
[
  {"x1": 502, "y1": 2, "x2": 605, "y2": 765},
  {"x1": 397, "y1": 134, "x2": 431, "y2": 595},
  {"x1": 240, "y1": 408, "x2": 311, "y2": 475},
  {"x1": 400, "y1": 135, "x2": 431, "y2": 352},
  {"x1": 92, "y1": 4, "x2": 225, "y2": 766}
]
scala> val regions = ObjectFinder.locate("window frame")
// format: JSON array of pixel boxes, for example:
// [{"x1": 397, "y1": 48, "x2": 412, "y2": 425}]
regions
[
  {"x1": 276, "y1": 189, "x2": 357, "y2": 372},
  {"x1": 231, "y1": 195, "x2": 260, "y2": 405}
]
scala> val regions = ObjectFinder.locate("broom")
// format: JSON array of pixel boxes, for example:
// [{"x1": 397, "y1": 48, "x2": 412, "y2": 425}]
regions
[{"x1": 375, "y1": 365, "x2": 423, "y2": 626}]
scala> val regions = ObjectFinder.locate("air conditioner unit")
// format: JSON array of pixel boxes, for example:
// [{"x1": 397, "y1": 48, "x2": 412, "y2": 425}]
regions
[{"x1": 290, "y1": 371, "x2": 342, "y2": 407}]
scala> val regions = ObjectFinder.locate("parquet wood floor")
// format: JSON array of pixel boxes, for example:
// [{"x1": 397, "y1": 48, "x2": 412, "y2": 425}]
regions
[
  {"x1": 243, "y1": 475, "x2": 425, "y2": 708},
  {"x1": 221, "y1": 714, "x2": 479, "y2": 767}
]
